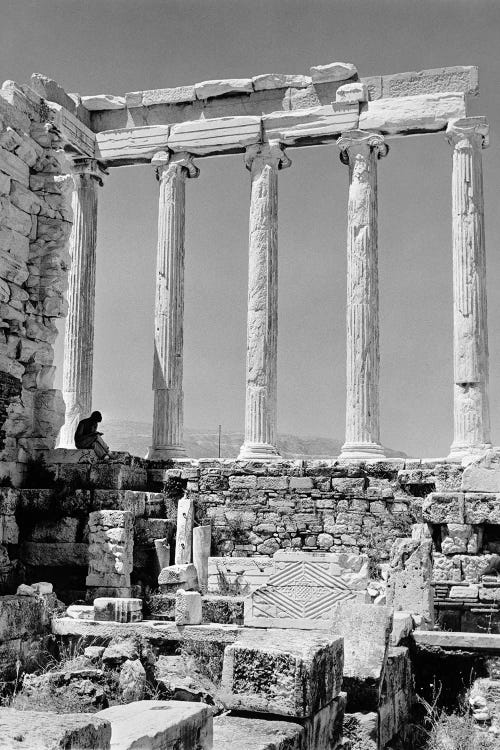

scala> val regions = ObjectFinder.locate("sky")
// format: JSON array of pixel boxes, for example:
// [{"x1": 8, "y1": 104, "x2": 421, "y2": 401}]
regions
[{"x1": 2, "y1": 0, "x2": 500, "y2": 457}]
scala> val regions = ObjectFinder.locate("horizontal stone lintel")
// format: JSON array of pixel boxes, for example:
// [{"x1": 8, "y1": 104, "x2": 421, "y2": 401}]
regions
[{"x1": 95, "y1": 92, "x2": 467, "y2": 165}]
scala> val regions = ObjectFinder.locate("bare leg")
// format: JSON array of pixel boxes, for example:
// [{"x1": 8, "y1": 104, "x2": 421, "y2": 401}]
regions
[{"x1": 93, "y1": 436, "x2": 109, "y2": 459}]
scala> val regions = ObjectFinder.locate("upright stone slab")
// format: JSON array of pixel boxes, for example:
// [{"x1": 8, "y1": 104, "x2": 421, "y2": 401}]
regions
[
  {"x1": 175, "y1": 589, "x2": 202, "y2": 626},
  {"x1": 244, "y1": 551, "x2": 369, "y2": 629},
  {"x1": 193, "y1": 525, "x2": 211, "y2": 593},
  {"x1": 462, "y1": 449, "x2": 500, "y2": 492},
  {"x1": 97, "y1": 700, "x2": 212, "y2": 750},
  {"x1": 175, "y1": 495, "x2": 194, "y2": 564},
  {"x1": 221, "y1": 627, "x2": 343, "y2": 718},
  {"x1": 330, "y1": 601, "x2": 393, "y2": 711},
  {"x1": 387, "y1": 539, "x2": 434, "y2": 628},
  {"x1": 86, "y1": 510, "x2": 133, "y2": 595}
]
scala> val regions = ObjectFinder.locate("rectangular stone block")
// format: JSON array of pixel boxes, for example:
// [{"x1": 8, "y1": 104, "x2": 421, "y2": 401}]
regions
[
  {"x1": 464, "y1": 493, "x2": 500, "y2": 524},
  {"x1": 422, "y1": 492, "x2": 465, "y2": 523},
  {"x1": 359, "y1": 92, "x2": 466, "y2": 134},
  {"x1": 0, "y1": 708, "x2": 111, "y2": 750},
  {"x1": 381, "y1": 66, "x2": 479, "y2": 98},
  {"x1": 97, "y1": 700, "x2": 212, "y2": 750},
  {"x1": 213, "y1": 714, "x2": 304, "y2": 750},
  {"x1": 93, "y1": 597, "x2": 143, "y2": 623},
  {"x1": 0, "y1": 595, "x2": 52, "y2": 641},
  {"x1": 221, "y1": 628, "x2": 343, "y2": 717},
  {"x1": 449, "y1": 584, "x2": 479, "y2": 600},
  {"x1": 387, "y1": 540, "x2": 434, "y2": 628},
  {"x1": 175, "y1": 590, "x2": 202, "y2": 625},
  {"x1": 159, "y1": 563, "x2": 198, "y2": 592}
]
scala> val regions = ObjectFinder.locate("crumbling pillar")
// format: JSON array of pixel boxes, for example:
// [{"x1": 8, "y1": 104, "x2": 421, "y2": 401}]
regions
[
  {"x1": 446, "y1": 117, "x2": 491, "y2": 459},
  {"x1": 147, "y1": 151, "x2": 199, "y2": 460},
  {"x1": 238, "y1": 141, "x2": 291, "y2": 461},
  {"x1": 58, "y1": 158, "x2": 105, "y2": 448},
  {"x1": 338, "y1": 131, "x2": 388, "y2": 459}
]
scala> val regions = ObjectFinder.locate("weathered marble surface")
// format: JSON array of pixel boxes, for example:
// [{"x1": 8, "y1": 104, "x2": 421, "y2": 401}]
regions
[
  {"x1": 221, "y1": 627, "x2": 343, "y2": 717},
  {"x1": 0, "y1": 708, "x2": 111, "y2": 750},
  {"x1": 338, "y1": 130, "x2": 387, "y2": 459},
  {"x1": 239, "y1": 142, "x2": 290, "y2": 460},
  {"x1": 97, "y1": 700, "x2": 213, "y2": 750}
]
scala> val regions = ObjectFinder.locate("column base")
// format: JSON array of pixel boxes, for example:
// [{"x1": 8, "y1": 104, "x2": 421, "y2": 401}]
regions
[
  {"x1": 237, "y1": 442, "x2": 281, "y2": 461},
  {"x1": 340, "y1": 442, "x2": 386, "y2": 459},
  {"x1": 447, "y1": 442, "x2": 492, "y2": 462},
  {"x1": 146, "y1": 445, "x2": 187, "y2": 460}
]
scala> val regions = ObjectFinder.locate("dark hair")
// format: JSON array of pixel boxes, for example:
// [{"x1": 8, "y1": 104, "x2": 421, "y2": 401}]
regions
[{"x1": 90, "y1": 411, "x2": 102, "y2": 421}]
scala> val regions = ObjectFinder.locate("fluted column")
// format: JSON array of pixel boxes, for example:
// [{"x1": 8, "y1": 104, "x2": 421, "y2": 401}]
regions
[
  {"x1": 338, "y1": 131, "x2": 388, "y2": 459},
  {"x1": 238, "y1": 141, "x2": 291, "y2": 460},
  {"x1": 58, "y1": 158, "x2": 105, "y2": 448},
  {"x1": 147, "y1": 151, "x2": 199, "y2": 460},
  {"x1": 447, "y1": 117, "x2": 491, "y2": 459}
]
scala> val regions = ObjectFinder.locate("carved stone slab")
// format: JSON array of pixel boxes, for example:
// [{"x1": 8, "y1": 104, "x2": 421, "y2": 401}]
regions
[
  {"x1": 207, "y1": 556, "x2": 274, "y2": 594},
  {"x1": 244, "y1": 551, "x2": 369, "y2": 629},
  {"x1": 168, "y1": 116, "x2": 261, "y2": 156}
]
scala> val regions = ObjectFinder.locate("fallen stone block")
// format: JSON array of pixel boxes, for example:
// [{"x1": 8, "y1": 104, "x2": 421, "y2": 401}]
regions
[
  {"x1": 213, "y1": 714, "x2": 304, "y2": 749},
  {"x1": 148, "y1": 592, "x2": 245, "y2": 624},
  {"x1": 101, "y1": 638, "x2": 139, "y2": 666},
  {"x1": 330, "y1": 602, "x2": 393, "y2": 711},
  {"x1": 221, "y1": 628, "x2": 343, "y2": 718},
  {"x1": 97, "y1": 700, "x2": 212, "y2": 750},
  {"x1": 119, "y1": 659, "x2": 146, "y2": 702},
  {"x1": 94, "y1": 597, "x2": 143, "y2": 623},
  {"x1": 175, "y1": 590, "x2": 202, "y2": 626},
  {"x1": 0, "y1": 708, "x2": 111, "y2": 749},
  {"x1": 18, "y1": 668, "x2": 108, "y2": 712},
  {"x1": 0, "y1": 594, "x2": 53, "y2": 641},
  {"x1": 310, "y1": 62, "x2": 358, "y2": 83},
  {"x1": 159, "y1": 563, "x2": 199, "y2": 592}
]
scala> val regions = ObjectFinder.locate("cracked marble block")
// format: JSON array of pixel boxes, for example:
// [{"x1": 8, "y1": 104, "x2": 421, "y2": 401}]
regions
[
  {"x1": 245, "y1": 551, "x2": 369, "y2": 629},
  {"x1": 221, "y1": 628, "x2": 343, "y2": 717},
  {"x1": 94, "y1": 597, "x2": 143, "y2": 623},
  {"x1": 175, "y1": 589, "x2": 202, "y2": 625}
]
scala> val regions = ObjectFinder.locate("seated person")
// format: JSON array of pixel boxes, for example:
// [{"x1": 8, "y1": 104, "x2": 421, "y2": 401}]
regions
[{"x1": 74, "y1": 411, "x2": 110, "y2": 459}]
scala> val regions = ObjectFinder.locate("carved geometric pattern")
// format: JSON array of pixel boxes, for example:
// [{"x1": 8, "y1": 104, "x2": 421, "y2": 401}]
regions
[
  {"x1": 252, "y1": 585, "x2": 355, "y2": 621},
  {"x1": 269, "y1": 560, "x2": 338, "y2": 588}
]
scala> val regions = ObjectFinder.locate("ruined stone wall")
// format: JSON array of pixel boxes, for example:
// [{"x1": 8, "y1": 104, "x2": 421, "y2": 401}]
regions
[
  {"x1": 0, "y1": 80, "x2": 72, "y2": 486},
  {"x1": 165, "y1": 458, "x2": 462, "y2": 562}
]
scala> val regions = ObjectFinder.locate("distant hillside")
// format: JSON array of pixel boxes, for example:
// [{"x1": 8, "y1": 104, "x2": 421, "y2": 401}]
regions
[{"x1": 103, "y1": 420, "x2": 406, "y2": 459}]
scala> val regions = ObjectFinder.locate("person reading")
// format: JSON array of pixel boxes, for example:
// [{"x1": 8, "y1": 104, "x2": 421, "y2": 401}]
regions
[{"x1": 74, "y1": 411, "x2": 110, "y2": 459}]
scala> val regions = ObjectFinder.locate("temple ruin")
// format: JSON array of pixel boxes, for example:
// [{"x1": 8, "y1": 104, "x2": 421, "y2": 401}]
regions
[{"x1": 0, "y1": 60, "x2": 499, "y2": 749}]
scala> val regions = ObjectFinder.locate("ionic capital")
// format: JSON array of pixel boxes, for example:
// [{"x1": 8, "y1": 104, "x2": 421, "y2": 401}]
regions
[
  {"x1": 71, "y1": 157, "x2": 107, "y2": 186},
  {"x1": 152, "y1": 150, "x2": 200, "y2": 181},
  {"x1": 338, "y1": 130, "x2": 388, "y2": 165},
  {"x1": 446, "y1": 116, "x2": 489, "y2": 150},
  {"x1": 244, "y1": 140, "x2": 291, "y2": 172}
]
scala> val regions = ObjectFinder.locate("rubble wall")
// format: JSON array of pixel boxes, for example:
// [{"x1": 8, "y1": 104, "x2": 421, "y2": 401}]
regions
[
  {"x1": 164, "y1": 459, "x2": 461, "y2": 561},
  {"x1": 0, "y1": 80, "x2": 72, "y2": 486}
]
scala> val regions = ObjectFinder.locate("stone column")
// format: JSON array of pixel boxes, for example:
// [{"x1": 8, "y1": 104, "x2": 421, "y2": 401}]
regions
[
  {"x1": 238, "y1": 141, "x2": 291, "y2": 460},
  {"x1": 147, "y1": 151, "x2": 199, "y2": 460},
  {"x1": 338, "y1": 130, "x2": 388, "y2": 459},
  {"x1": 58, "y1": 158, "x2": 105, "y2": 448},
  {"x1": 447, "y1": 117, "x2": 491, "y2": 459}
]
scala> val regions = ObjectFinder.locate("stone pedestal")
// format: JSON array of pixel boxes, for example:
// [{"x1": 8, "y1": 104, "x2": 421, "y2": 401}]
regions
[
  {"x1": 147, "y1": 151, "x2": 199, "y2": 460},
  {"x1": 446, "y1": 117, "x2": 491, "y2": 459},
  {"x1": 58, "y1": 158, "x2": 105, "y2": 448},
  {"x1": 338, "y1": 131, "x2": 388, "y2": 459},
  {"x1": 238, "y1": 142, "x2": 290, "y2": 461}
]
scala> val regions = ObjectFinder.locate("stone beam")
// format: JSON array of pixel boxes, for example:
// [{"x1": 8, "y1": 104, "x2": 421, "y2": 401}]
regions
[
  {"x1": 168, "y1": 116, "x2": 261, "y2": 156},
  {"x1": 46, "y1": 101, "x2": 96, "y2": 158},
  {"x1": 86, "y1": 65, "x2": 478, "y2": 133},
  {"x1": 94, "y1": 92, "x2": 466, "y2": 166},
  {"x1": 95, "y1": 125, "x2": 170, "y2": 165}
]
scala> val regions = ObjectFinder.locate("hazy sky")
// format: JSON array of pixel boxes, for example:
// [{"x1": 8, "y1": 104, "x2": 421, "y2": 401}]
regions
[{"x1": 2, "y1": 0, "x2": 500, "y2": 457}]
